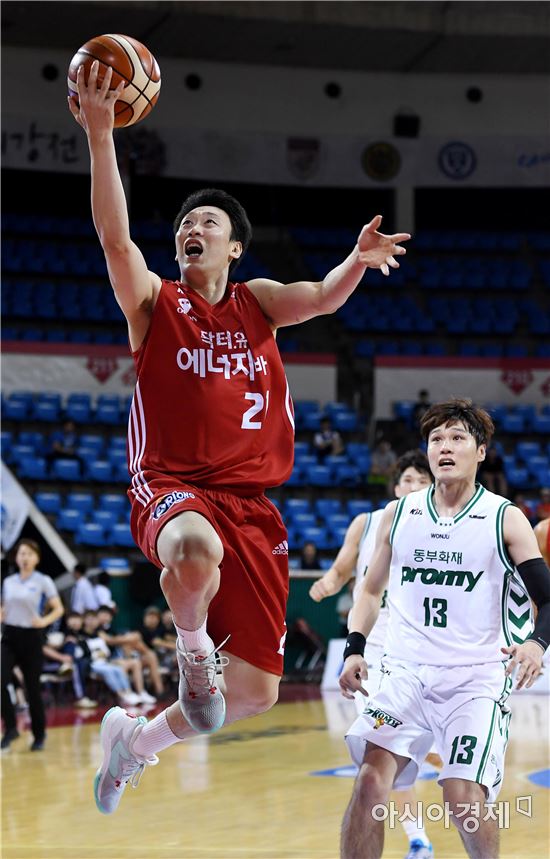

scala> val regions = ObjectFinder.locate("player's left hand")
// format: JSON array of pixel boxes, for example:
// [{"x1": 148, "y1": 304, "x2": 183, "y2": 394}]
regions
[
  {"x1": 357, "y1": 215, "x2": 411, "y2": 276},
  {"x1": 501, "y1": 640, "x2": 544, "y2": 690},
  {"x1": 339, "y1": 654, "x2": 369, "y2": 700}
]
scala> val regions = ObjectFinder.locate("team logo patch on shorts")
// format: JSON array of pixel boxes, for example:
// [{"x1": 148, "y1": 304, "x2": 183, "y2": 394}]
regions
[
  {"x1": 152, "y1": 491, "x2": 196, "y2": 520},
  {"x1": 364, "y1": 706, "x2": 403, "y2": 729}
]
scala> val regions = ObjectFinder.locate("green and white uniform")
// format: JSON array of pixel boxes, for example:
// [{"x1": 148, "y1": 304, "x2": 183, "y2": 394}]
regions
[
  {"x1": 346, "y1": 484, "x2": 532, "y2": 802},
  {"x1": 350, "y1": 509, "x2": 387, "y2": 713}
]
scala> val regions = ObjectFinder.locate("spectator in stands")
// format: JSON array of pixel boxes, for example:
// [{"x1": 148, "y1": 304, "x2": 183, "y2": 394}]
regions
[
  {"x1": 82, "y1": 610, "x2": 151, "y2": 706},
  {"x1": 412, "y1": 389, "x2": 431, "y2": 429},
  {"x1": 70, "y1": 562, "x2": 100, "y2": 613},
  {"x1": 313, "y1": 417, "x2": 345, "y2": 462},
  {"x1": 94, "y1": 571, "x2": 115, "y2": 609},
  {"x1": 46, "y1": 419, "x2": 83, "y2": 469},
  {"x1": 1, "y1": 539, "x2": 64, "y2": 751},
  {"x1": 478, "y1": 445, "x2": 508, "y2": 497},
  {"x1": 140, "y1": 606, "x2": 177, "y2": 678},
  {"x1": 41, "y1": 624, "x2": 97, "y2": 709},
  {"x1": 536, "y1": 487, "x2": 550, "y2": 522},
  {"x1": 300, "y1": 541, "x2": 321, "y2": 570},
  {"x1": 368, "y1": 439, "x2": 397, "y2": 487},
  {"x1": 96, "y1": 605, "x2": 163, "y2": 700}
]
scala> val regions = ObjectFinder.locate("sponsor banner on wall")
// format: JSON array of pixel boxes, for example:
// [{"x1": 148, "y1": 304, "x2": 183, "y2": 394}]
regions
[
  {"x1": 374, "y1": 357, "x2": 550, "y2": 420},
  {"x1": 1, "y1": 344, "x2": 336, "y2": 405},
  {"x1": 2, "y1": 114, "x2": 549, "y2": 187}
]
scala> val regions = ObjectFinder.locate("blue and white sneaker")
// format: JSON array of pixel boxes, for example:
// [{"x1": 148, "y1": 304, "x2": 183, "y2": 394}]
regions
[
  {"x1": 404, "y1": 840, "x2": 434, "y2": 859},
  {"x1": 93, "y1": 707, "x2": 159, "y2": 814}
]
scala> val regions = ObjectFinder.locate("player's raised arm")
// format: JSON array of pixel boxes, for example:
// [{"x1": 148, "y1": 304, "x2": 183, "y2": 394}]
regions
[
  {"x1": 309, "y1": 513, "x2": 366, "y2": 602},
  {"x1": 501, "y1": 504, "x2": 550, "y2": 688},
  {"x1": 68, "y1": 61, "x2": 161, "y2": 349},
  {"x1": 247, "y1": 215, "x2": 410, "y2": 328},
  {"x1": 338, "y1": 501, "x2": 396, "y2": 699}
]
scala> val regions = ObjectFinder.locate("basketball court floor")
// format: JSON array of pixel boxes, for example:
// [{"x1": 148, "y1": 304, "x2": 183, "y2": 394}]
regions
[{"x1": 2, "y1": 686, "x2": 548, "y2": 859}]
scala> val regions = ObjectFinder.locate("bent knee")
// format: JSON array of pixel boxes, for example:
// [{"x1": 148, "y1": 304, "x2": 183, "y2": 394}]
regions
[
  {"x1": 160, "y1": 528, "x2": 223, "y2": 571},
  {"x1": 442, "y1": 778, "x2": 486, "y2": 828},
  {"x1": 354, "y1": 762, "x2": 393, "y2": 807}
]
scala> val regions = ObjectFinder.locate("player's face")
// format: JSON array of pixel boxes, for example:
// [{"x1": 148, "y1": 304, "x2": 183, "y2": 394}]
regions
[
  {"x1": 175, "y1": 206, "x2": 242, "y2": 278},
  {"x1": 395, "y1": 466, "x2": 432, "y2": 498},
  {"x1": 427, "y1": 421, "x2": 485, "y2": 482}
]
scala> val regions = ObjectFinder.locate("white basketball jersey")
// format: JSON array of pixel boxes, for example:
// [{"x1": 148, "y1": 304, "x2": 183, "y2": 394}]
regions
[
  {"x1": 352, "y1": 508, "x2": 389, "y2": 649},
  {"x1": 384, "y1": 484, "x2": 534, "y2": 666}
]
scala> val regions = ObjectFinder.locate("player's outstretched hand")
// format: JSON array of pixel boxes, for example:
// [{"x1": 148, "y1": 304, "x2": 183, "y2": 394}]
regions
[
  {"x1": 339, "y1": 654, "x2": 369, "y2": 700},
  {"x1": 357, "y1": 215, "x2": 411, "y2": 276},
  {"x1": 502, "y1": 641, "x2": 544, "y2": 690},
  {"x1": 309, "y1": 576, "x2": 338, "y2": 602},
  {"x1": 67, "y1": 60, "x2": 125, "y2": 134}
]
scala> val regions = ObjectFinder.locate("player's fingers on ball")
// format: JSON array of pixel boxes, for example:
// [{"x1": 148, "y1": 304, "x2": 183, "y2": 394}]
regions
[
  {"x1": 100, "y1": 66, "x2": 113, "y2": 94},
  {"x1": 89, "y1": 59, "x2": 99, "y2": 83}
]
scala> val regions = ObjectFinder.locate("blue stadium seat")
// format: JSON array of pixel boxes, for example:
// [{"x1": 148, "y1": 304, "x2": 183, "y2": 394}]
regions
[
  {"x1": 505, "y1": 467, "x2": 530, "y2": 488},
  {"x1": 75, "y1": 522, "x2": 107, "y2": 547},
  {"x1": 79, "y1": 434, "x2": 105, "y2": 455},
  {"x1": 18, "y1": 431, "x2": 45, "y2": 451},
  {"x1": 533, "y1": 415, "x2": 550, "y2": 434},
  {"x1": 4, "y1": 399, "x2": 29, "y2": 420},
  {"x1": 96, "y1": 403, "x2": 121, "y2": 425},
  {"x1": 10, "y1": 443, "x2": 35, "y2": 464},
  {"x1": 1, "y1": 430, "x2": 14, "y2": 461},
  {"x1": 516, "y1": 441, "x2": 540, "y2": 461},
  {"x1": 289, "y1": 512, "x2": 317, "y2": 529},
  {"x1": 18, "y1": 456, "x2": 48, "y2": 480},
  {"x1": 34, "y1": 491, "x2": 62, "y2": 514},
  {"x1": 99, "y1": 557, "x2": 130, "y2": 575},
  {"x1": 284, "y1": 498, "x2": 312, "y2": 517},
  {"x1": 88, "y1": 460, "x2": 114, "y2": 482},
  {"x1": 314, "y1": 498, "x2": 343, "y2": 518},
  {"x1": 284, "y1": 467, "x2": 304, "y2": 487},
  {"x1": 57, "y1": 508, "x2": 86, "y2": 532},
  {"x1": 332, "y1": 463, "x2": 360, "y2": 487},
  {"x1": 66, "y1": 492, "x2": 95, "y2": 513},
  {"x1": 297, "y1": 525, "x2": 333, "y2": 551},
  {"x1": 66, "y1": 401, "x2": 93, "y2": 424},
  {"x1": 50, "y1": 458, "x2": 82, "y2": 481},
  {"x1": 306, "y1": 465, "x2": 333, "y2": 487},
  {"x1": 109, "y1": 522, "x2": 135, "y2": 547},
  {"x1": 332, "y1": 412, "x2": 359, "y2": 432},
  {"x1": 32, "y1": 400, "x2": 60, "y2": 423},
  {"x1": 91, "y1": 510, "x2": 118, "y2": 529},
  {"x1": 347, "y1": 499, "x2": 373, "y2": 518},
  {"x1": 98, "y1": 493, "x2": 128, "y2": 515},
  {"x1": 501, "y1": 415, "x2": 524, "y2": 434},
  {"x1": 326, "y1": 513, "x2": 351, "y2": 533}
]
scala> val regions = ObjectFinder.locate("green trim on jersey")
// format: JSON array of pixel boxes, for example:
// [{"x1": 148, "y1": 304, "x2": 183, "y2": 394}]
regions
[
  {"x1": 426, "y1": 483, "x2": 485, "y2": 524},
  {"x1": 357, "y1": 512, "x2": 373, "y2": 578},
  {"x1": 476, "y1": 701, "x2": 498, "y2": 783},
  {"x1": 389, "y1": 497, "x2": 407, "y2": 545},
  {"x1": 495, "y1": 501, "x2": 514, "y2": 571}
]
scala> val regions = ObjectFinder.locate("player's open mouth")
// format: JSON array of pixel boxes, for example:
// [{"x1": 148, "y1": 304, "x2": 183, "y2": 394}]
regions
[
  {"x1": 439, "y1": 459, "x2": 455, "y2": 467},
  {"x1": 185, "y1": 241, "x2": 203, "y2": 257}
]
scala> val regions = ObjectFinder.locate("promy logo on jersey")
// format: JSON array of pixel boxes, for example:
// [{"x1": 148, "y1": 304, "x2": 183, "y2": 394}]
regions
[{"x1": 401, "y1": 566, "x2": 484, "y2": 591}]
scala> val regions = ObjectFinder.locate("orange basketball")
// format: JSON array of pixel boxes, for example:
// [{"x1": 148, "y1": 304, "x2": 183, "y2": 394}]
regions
[{"x1": 67, "y1": 34, "x2": 161, "y2": 128}]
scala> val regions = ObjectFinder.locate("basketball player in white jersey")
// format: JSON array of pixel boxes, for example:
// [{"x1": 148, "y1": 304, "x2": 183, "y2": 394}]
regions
[
  {"x1": 310, "y1": 450, "x2": 435, "y2": 858},
  {"x1": 339, "y1": 398, "x2": 550, "y2": 859}
]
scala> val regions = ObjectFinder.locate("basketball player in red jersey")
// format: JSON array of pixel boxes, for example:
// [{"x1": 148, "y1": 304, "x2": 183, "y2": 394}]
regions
[{"x1": 68, "y1": 61, "x2": 411, "y2": 814}]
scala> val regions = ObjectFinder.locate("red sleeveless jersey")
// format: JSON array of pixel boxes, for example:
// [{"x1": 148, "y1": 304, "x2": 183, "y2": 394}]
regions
[{"x1": 128, "y1": 279, "x2": 295, "y2": 495}]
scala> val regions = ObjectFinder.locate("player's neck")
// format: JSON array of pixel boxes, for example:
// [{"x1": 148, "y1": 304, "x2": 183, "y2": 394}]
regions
[
  {"x1": 432, "y1": 478, "x2": 478, "y2": 518},
  {"x1": 181, "y1": 270, "x2": 229, "y2": 305}
]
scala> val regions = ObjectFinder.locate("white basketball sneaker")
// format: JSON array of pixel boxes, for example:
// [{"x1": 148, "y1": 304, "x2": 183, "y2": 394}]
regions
[
  {"x1": 93, "y1": 707, "x2": 159, "y2": 815},
  {"x1": 177, "y1": 636, "x2": 229, "y2": 734}
]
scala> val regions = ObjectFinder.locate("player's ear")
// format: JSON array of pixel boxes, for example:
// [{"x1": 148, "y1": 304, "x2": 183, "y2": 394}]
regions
[
  {"x1": 230, "y1": 241, "x2": 242, "y2": 260},
  {"x1": 477, "y1": 443, "x2": 486, "y2": 463}
]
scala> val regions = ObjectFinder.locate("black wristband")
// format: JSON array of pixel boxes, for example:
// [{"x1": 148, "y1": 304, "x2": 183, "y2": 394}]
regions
[{"x1": 344, "y1": 632, "x2": 366, "y2": 660}]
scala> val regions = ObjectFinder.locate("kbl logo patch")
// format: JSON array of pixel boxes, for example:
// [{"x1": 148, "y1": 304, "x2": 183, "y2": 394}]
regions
[{"x1": 152, "y1": 491, "x2": 195, "y2": 520}]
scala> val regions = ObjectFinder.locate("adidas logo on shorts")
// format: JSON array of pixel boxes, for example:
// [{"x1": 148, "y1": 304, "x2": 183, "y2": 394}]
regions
[{"x1": 272, "y1": 540, "x2": 288, "y2": 555}]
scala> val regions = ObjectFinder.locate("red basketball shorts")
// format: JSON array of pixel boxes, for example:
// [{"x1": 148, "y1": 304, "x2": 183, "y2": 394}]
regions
[{"x1": 129, "y1": 474, "x2": 289, "y2": 675}]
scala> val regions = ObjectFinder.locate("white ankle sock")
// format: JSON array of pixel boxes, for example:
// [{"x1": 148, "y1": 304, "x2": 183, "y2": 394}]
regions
[
  {"x1": 132, "y1": 710, "x2": 180, "y2": 757},
  {"x1": 401, "y1": 818, "x2": 430, "y2": 846},
  {"x1": 174, "y1": 618, "x2": 214, "y2": 653}
]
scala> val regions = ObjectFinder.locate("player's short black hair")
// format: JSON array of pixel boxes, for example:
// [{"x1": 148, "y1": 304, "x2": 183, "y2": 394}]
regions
[
  {"x1": 173, "y1": 188, "x2": 252, "y2": 276},
  {"x1": 394, "y1": 449, "x2": 432, "y2": 485},
  {"x1": 420, "y1": 398, "x2": 495, "y2": 448}
]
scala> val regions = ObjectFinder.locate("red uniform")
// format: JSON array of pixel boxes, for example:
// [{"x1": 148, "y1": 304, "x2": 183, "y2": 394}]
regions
[{"x1": 128, "y1": 279, "x2": 295, "y2": 674}]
